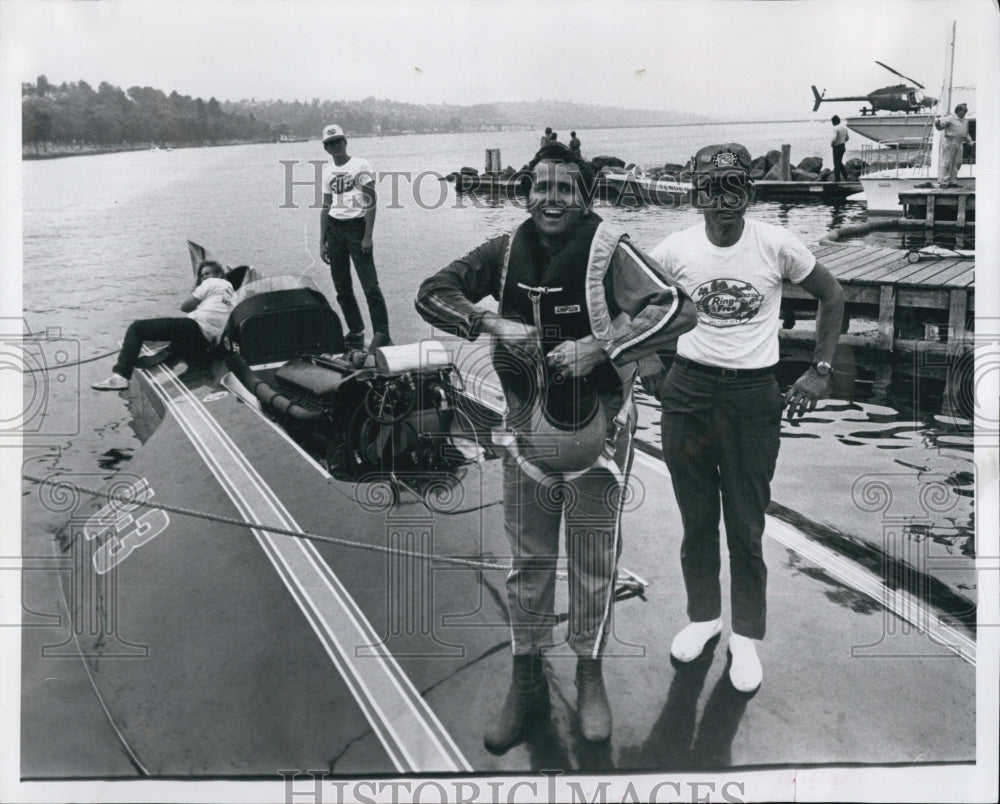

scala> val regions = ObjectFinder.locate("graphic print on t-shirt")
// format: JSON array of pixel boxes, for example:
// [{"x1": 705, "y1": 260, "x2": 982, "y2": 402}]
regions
[
  {"x1": 691, "y1": 278, "x2": 763, "y2": 327},
  {"x1": 329, "y1": 173, "x2": 356, "y2": 194}
]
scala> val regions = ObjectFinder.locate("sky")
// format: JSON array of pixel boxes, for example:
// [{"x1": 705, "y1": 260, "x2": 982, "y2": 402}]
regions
[{"x1": 2, "y1": 0, "x2": 997, "y2": 121}]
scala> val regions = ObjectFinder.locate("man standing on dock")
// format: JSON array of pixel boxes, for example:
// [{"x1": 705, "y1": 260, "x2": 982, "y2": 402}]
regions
[
  {"x1": 830, "y1": 115, "x2": 849, "y2": 182},
  {"x1": 569, "y1": 131, "x2": 582, "y2": 158},
  {"x1": 319, "y1": 123, "x2": 390, "y2": 350},
  {"x1": 934, "y1": 103, "x2": 974, "y2": 188},
  {"x1": 416, "y1": 142, "x2": 695, "y2": 750},
  {"x1": 646, "y1": 143, "x2": 844, "y2": 694}
]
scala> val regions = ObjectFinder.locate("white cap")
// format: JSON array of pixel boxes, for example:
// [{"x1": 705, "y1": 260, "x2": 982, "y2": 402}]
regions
[{"x1": 322, "y1": 124, "x2": 346, "y2": 142}]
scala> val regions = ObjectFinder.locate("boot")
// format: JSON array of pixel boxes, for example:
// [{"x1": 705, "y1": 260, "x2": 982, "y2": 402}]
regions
[
  {"x1": 575, "y1": 657, "x2": 612, "y2": 742},
  {"x1": 483, "y1": 654, "x2": 550, "y2": 753}
]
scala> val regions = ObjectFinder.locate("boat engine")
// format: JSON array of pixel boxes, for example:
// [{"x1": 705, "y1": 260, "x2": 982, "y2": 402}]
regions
[{"x1": 229, "y1": 341, "x2": 489, "y2": 481}]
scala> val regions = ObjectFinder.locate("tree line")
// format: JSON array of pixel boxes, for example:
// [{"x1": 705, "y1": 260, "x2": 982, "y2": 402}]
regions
[
  {"x1": 22, "y1": 75, "x2": 709, "y2": 156},
  {"x1": 22, "y1": 76, "x2": 276, "y2": 153}
]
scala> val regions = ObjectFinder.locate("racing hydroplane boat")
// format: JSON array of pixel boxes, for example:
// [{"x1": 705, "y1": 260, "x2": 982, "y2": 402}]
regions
[{"x1": 22, "y1": 244, "x2": 979, "y2": 784}]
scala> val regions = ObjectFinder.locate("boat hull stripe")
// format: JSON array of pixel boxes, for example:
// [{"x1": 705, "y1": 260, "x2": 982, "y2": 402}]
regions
[{"x1": 141, "y1": 361, "x2": 472, "y2": 772}]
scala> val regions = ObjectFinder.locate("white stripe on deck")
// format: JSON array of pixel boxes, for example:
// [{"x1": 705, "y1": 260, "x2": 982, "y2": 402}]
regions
[
  {"x1": 141, "y1": 362, "x2": 472, "y2": 772},
  {"x1": 632, "y1": 450, "x2": 976, "y2": 666}
]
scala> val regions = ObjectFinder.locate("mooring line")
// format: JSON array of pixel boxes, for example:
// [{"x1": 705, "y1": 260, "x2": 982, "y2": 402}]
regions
[{"x1": 22, "y1": 471, "x2": 511, "y2": 574}]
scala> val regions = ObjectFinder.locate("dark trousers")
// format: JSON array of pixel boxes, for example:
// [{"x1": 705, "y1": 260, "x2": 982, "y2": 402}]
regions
[
  {"x1": 113, "y1": 317, "x2": 208, "y2": 379},
  {"x1": 327, "y1": 217, "x2": 389, "y2": 337},
  {"x1": 832, "y1": 143, "x2": 847, "y2": 182},
  {"x1": 659, "y1": 362, "x2": 781, "y2": 639}
]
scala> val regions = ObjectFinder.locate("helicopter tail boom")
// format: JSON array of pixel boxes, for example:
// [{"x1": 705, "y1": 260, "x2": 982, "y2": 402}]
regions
[
  {"x1": 812, "y1": 85, "x2": 824, "y2": 112},
  {"x1": 812, "y1": 86, "x2": 872, "y2": 112}
]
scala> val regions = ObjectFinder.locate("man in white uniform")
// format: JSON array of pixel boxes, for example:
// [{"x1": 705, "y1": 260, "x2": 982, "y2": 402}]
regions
[
  {"x1": 934, "y1": 103, "x2": 974, "y2": 188},
  {"x1": 319, "y1": 123, "x2": 389, "y2": 350},
  {"x1": 646, "y1": 143, "x2": 844, "y2": 693}
]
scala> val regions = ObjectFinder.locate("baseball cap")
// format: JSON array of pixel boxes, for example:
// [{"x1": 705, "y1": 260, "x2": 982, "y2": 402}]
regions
[
  {"x1": 322, "y1": 124, "x2": 346, "y2": 143},
  {"x1": 692, "y1": 143, "x2": 752, "y2": 175}
]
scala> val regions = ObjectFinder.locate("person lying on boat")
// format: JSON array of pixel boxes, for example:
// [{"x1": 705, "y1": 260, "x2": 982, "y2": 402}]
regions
[
  {"x1": 92, "y1": 260, "x2": 234, "y2": 390},
  {"x1": 416, "y1": 141, "x2": 696, "y2": 750}
]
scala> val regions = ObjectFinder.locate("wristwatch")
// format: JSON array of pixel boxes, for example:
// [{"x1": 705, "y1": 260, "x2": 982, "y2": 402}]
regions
[{"x1": 812, "y1": 360, "x2": 833, "y2": 377}]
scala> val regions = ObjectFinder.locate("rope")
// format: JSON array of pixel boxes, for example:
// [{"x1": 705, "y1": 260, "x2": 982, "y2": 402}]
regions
[
  {"x1": 21, "y1": 471, "x2": 650, "y2": 599},
  {"x1": 19, "y1": 348, "x2": 120, "y2": 373},
  {"x1": 22, "y1": 471, "x2": 513, "y2": 574}
]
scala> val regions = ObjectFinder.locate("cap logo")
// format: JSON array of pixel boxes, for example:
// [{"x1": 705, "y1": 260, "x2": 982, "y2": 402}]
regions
[{"x1": 713, "y1": 151, "x2": 739, "y2": 168}]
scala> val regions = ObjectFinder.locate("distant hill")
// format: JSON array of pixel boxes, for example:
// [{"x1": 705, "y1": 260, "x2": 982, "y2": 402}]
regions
[
  {"x1": 475, "y1": 100, "x2": 713, "y2": 129},
  {"x1": 224, "y1": 97, "x2": 713, "y2": 137}
]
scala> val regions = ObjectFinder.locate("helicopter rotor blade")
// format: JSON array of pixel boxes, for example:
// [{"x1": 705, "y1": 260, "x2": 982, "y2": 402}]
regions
[{"x1": 875, "y1": 61, "x2": 925, "y2": 88}]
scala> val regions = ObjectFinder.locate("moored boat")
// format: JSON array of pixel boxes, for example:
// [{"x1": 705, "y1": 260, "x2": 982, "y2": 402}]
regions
[{"x1": 845, "y1": 111, "x2": 935, "y2": 148}]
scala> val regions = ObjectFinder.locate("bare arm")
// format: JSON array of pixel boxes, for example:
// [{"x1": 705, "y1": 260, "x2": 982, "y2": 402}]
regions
[
  {"x1": 320, "y1": 192, "x2": 331, "y2": 264},
  {"x1": 782, "y1": 261, "x2": 845, "y2": 419},
  {"x1": 360, "y1": 183, "x2": 376, "y2": 254},
  {"x1": 180, "y1": 295, "x2": 200, "y2": 313}
]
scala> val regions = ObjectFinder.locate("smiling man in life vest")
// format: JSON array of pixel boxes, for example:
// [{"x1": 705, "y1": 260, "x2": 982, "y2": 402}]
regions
[
  {"x1": 416, "y1": 142, "x2": 695, "y2": 750},
  {"x1": 647, "y1": 143, "x2": 845, "y2": 694}
]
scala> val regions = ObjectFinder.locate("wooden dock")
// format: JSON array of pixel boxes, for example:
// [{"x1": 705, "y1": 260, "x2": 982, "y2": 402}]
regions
[
  {"x1": 782, "y1": 243, "x2": 974, "y2": 353},
  {"x1": 898, "y1": 187, "x2": 975, "y2": 241}
]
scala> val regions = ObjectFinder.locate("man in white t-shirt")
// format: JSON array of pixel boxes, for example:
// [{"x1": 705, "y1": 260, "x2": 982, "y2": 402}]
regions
[
  {"x1": 318, "y1": 123, "x2": 389, "y2": 350},
  {"x1": 644, "y1": 143, "x2": 844, "y2": 693},
  {"x1": 92, "y1": 261, "x2": 234, "y2": 390}
]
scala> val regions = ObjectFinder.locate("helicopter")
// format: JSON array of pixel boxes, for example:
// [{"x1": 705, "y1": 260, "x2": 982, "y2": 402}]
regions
[{"x1": 811, "y1": 61, "x2": 937, "y2": 115}]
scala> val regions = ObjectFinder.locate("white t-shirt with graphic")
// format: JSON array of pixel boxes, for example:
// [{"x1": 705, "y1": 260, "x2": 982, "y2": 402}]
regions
[
  {"x1": 322, "y1": 156, "x2": 375, "y2": 221},
  {"x1": 187, "y1": 277, "x2": 234, "y2": 345},
  {"x1": 650, "y1": 219, "x2": 815, "y2": 369}
]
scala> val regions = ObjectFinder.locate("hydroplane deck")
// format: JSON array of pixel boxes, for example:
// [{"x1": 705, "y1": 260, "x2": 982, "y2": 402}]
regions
[{"x1": 24, "y1": 342, "x2": 977, "y2": 777}]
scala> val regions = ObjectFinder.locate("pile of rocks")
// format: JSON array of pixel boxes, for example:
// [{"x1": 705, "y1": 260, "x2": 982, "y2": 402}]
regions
[
  {"x1": 597, "y1": 150, "x2": 868, "y2": 183},
  {"x1": 444, "y1": 147, "x2": 872, "y2": 186}
]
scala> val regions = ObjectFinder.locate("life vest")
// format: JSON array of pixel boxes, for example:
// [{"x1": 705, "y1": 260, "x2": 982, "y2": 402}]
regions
[{"x1": 492, "y1": 218, "x2": 637, "y2": 481}]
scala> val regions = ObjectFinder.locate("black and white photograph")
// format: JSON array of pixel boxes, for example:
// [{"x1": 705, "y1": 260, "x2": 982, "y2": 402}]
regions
[{"x1": 2, "y1": 1, "x2": 998, "y2": 802}]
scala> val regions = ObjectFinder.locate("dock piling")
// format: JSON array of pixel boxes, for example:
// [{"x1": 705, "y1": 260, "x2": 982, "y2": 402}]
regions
[
  {"x1": 947, "y1": 289, "x2": 968, "y2": 356},
  {"x1": 876, "y1": 285, "x2": 896, "y2": 351},
  {"x1": 485, "y1": 149, "x2": 501, "y2": 204},
  {"x1": 780, "y1": 145, "x2": 791, "y2": 182}
]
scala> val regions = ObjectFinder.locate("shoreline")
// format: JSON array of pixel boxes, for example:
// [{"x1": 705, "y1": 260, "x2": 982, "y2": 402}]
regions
[{"x1": 21, "y1": 138, "x2": 275, "y2": 161}]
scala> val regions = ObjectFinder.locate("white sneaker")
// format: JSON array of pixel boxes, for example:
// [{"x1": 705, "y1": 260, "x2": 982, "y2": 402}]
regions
[
  {"x1": 669, "y1": 618, "x2": 722, "y2": 662},
  {"x1": 92, "y1": 374, "x2": 128, "y2": 391},
  {"x1": 170, "y1": 360, "x2": 189, "y2": 376},
  {"x1": 728, "y1": 634, "x2": 762, "y2": 693}
]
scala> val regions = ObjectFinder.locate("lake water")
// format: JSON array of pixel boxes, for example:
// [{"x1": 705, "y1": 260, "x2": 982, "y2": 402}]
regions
[{"x1": 19, "y1": 123, "x2": 974, "y2": 618}]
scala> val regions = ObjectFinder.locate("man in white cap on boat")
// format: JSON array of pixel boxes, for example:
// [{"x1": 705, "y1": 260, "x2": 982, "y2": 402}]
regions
[
  {"x1": 646, "y1": 143, "x2": 844, "y2": 694},
  {"x1": 319, "y1": 123, "x2": 389, "y2": 350},
  {"x1": 934, "y1": 103, "x2": 974, "y2": 188},
  {"x1": 416, "y1": 142, "x2": 695, "y2": 750}
]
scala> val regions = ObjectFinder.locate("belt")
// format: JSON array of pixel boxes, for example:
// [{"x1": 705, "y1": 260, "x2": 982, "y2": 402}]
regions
[{"x1": 672, "y1": 355, "x2": 775, "y2": 379}]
